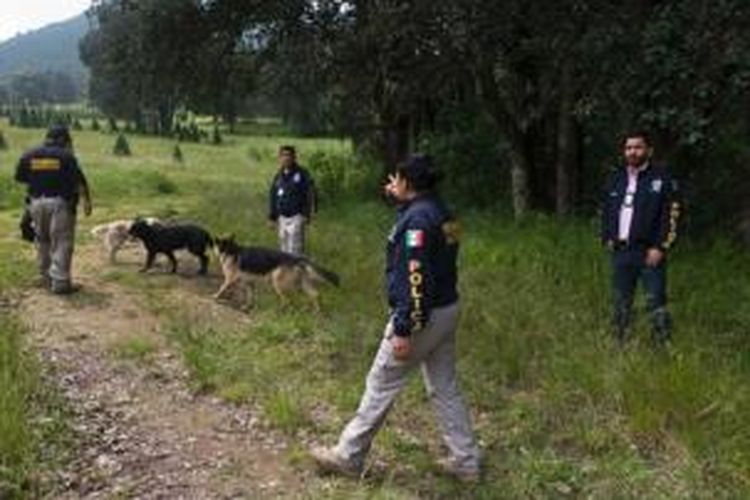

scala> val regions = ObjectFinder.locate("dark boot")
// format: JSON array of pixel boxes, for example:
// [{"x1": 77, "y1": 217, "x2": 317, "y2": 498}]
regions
[
  {"x1": 612, "y1": 306, "x2": 631, "y2": 347},
  {"x1": 50, "y1": 280, "x2": 80, "y2": 295},
  {"x1": 650, "y1": 307, "x2": 672, "y2": 347}
]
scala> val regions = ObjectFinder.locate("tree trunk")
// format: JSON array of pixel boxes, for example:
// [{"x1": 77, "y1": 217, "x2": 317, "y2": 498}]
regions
[
  {"x1": 133, "y1": 108, "x2": 145, "y2": 134},
  {"x1": 158, "y1": 100, "x2": 174, "y2": 136},
  {"x1": 555, "y1": 64, "x2": 575, "y2": 216},
  {"x1": 509, "y1": 145, "x2": 531, "y2": 218}
]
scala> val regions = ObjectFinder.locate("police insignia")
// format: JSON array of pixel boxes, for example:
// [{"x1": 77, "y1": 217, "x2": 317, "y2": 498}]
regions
[
  {"x1": 406, "y1": 229, "x2": 425, "y2": 248},
  {"x1": 30, "y1": 158, "x2": 61, "y2": 171},
  {"x1": 651, "y1": 179, "x2": 663, "y2": 193}
]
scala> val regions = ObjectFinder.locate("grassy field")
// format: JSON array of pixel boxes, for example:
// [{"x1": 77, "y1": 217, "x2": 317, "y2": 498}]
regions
[
  {"x1": 0, "y1": 122, "x2": 749, "y2": 498},
  {"x1": 0, "y1": 130, "x2": 74, "y2": 497}
]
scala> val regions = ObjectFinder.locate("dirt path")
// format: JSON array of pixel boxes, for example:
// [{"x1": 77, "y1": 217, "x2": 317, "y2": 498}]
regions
[{"x1": 19, "y1": 242, "x2": 312, "y2": 499}]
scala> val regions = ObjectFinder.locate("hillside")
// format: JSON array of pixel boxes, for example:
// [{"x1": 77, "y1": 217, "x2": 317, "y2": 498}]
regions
[{"x1": 0, "y1": 14, "x2": 88, "y2": 87}]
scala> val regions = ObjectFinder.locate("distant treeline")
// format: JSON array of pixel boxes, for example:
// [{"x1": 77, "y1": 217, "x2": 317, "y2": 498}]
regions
[
  {"x1": 0, "y1": 105, "x2": 222, "y2": 145},
  {"x1": 0, "y1": 71, "x2": 83, "y2": 107},
  {"x1": 64, "y1": 1, "x2": 750, "y2": 235}
]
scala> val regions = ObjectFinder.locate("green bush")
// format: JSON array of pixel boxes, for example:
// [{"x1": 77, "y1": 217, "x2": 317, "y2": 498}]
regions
[
  {"x1": 112, "y1": 133, "x2": 131, "y2": 156},
  {"x1": 306, "y1": 150, "x2": 380, "y2": 202},
  {"x1": 107, "y1": 117, "x2": 119, "y2": 133},
  {"x1": 145, "y1": 171, "x2": 178, "y2": 195},
  {"x1": 419, "y1": 105, "x2": 508, "y2": 208},
  {"x1": 212, "y1": 126, "x2": 223, "y2": 145},
  {"x1": 174, "y1": 122, "x2": 203, "y2": 143}
]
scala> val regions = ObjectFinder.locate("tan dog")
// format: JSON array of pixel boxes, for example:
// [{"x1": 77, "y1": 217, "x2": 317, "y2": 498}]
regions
[
  {"x1": 213, "y1": 235, "x2": 339, "y2": 310},
  {"x1": 90, "y1": 217, "x2": 160, "y2": 263}
]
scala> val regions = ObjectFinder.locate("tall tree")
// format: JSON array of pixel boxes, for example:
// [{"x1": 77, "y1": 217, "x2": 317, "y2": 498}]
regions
[{"x1": 81, "y1": 0, "x2": 205, "y2": 133}]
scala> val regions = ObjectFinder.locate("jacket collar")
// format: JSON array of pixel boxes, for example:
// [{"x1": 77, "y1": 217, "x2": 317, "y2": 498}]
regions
[
  {"x1": 623, "y1": 162, "x2": 651, "y2": 176},
  {"x1": 280, "y1": 163, "x2": 300, "y2": 176},
  {"x1": 396, "y1": 193, "x2": 433, "y2": 214}
]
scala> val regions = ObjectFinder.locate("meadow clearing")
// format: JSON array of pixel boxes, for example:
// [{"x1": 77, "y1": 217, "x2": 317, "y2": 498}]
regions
[{"x1": 1, "y1": 122, "x2": 749, "y2": 498}]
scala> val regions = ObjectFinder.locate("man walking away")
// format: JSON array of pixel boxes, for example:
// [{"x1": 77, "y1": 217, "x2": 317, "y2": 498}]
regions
[{"x1": 15, "y1": 124, "x2": 92, "y2": 294}]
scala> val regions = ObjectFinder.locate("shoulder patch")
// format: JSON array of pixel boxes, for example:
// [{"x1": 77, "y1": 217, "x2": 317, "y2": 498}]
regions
[{"x1": 406, "y1": 229, "x2": 425, "y2": 248}]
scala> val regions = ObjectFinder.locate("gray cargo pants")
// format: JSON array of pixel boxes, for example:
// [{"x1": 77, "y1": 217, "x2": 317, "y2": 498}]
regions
[
  {"x1": 334, "y1": 302, "x2": 480, "y2": 473},
  {"x1": 29, "y1": 197, "x2": 76, "y2": 286},
  {"x1": 278, "y1": 214, "x2": 305, "y2": 255}
]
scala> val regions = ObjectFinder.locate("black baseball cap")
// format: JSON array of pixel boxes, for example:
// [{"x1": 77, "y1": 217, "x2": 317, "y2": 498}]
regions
[
  {"x1": 45, "y1": 124, "x2": 72, "y2": 147},
  {"x1": 396, "y1": 153, "x2": 442, "y2": 191}
]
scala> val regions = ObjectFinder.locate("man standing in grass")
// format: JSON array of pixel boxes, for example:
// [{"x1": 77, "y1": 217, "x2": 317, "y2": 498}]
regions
[
  {"x1": 15, "y1": 124, "x2": 92, "y2": 294},
  {"x1": 268, "y1": 145, "x2": 316, "y2": 255},
  {"x1": 310, "y1": 154, "x2": 481, "y2": 483},
  {"x1": 601, "y1": 130, "x2": 680, "y2": 347}
]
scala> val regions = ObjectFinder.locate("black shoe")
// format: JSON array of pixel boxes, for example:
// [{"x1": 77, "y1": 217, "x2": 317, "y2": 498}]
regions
[{"x1": 50, "y1": 281, "x2": 81, "y2": 295}]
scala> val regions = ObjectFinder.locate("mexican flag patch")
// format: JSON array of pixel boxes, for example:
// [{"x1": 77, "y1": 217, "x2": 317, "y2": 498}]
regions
[{"x1": 406, "y1": 229, "x2": 425, "y2": 248}]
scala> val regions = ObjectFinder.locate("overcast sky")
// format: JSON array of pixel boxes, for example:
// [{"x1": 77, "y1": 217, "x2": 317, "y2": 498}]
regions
[{"x1": 0, "y1": 0, "x2": 91, "y2": 43}]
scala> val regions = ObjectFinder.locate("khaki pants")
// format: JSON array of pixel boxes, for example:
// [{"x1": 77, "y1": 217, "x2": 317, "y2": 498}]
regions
[
  {"x1": 278, "y1": 214, "x2": 305, "y2": 255},
  {"x1": 29, "y1": 197, "x2": 76, "y2": 285},
  {"x1": 334, "y1": 303, "x2": 480, "y2": 473}
]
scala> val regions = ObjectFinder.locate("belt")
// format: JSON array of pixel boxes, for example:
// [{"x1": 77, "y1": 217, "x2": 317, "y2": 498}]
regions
[{"x1": 613, "y1": 240, "x2": 646, "y2": 251}]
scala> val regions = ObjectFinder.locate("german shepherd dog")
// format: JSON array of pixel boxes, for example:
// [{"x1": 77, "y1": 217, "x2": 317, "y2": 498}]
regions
[
  {"x1": 213, "y1": 235, "x2": 340, "y2": 310},
  {"x1": 128, "y1": 218, "x2": 213, "y2": 274}
]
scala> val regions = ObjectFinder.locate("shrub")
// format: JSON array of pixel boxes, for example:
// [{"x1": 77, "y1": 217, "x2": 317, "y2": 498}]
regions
[
  {"x1": 174, "y1": 122, "x2": 203, "y2": 143},
  {"x1": 419, "y1": 105, "x2": 508, "y2": 208},
  {"x1": 113, "y1": 133, "x2": 131, "y2": 156},
  {"x1": 306, "y1": 151, "x2": 380, "y2": 202},
  {"x1": 0, "y1": 130, "x2": 8, "y2": 150},
  {"x1": 212, "y1": 126, "x2": 223, "y2": 145},
  {"x1": 108, "y1": 117, "x2": 119, "y2": 133}
]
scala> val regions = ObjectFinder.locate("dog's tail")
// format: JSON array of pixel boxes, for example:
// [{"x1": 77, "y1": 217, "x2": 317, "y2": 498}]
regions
[{"x1": 302, "y1": 259, "x2": 340, "y2": 287}]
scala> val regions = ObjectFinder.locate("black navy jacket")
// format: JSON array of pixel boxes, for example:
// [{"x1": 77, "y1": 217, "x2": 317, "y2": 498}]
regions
[
  {"x1": 268, "y1": 165, "x2": 316, "y2": 220},
  {"x1": 600, "y1": 164, "x2": 680, "y2": 251},
  {"x1": 386, "y1": 194, "x2": 459, "y2": 337},
  {"x1": 15, "y1": 145, "x2": 87, "y2": 201}
]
